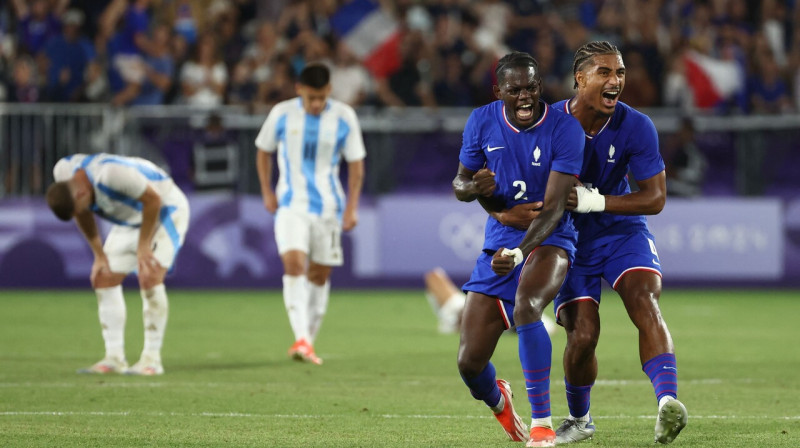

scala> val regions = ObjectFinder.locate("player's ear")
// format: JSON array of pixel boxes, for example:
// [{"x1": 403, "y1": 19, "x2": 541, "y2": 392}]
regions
[
  {"x1": 493, "y1": 85, "x2": 501, "y2": 100},
  {"x1": 575, "y1": 71, "x2": 585, "y2": 89}
]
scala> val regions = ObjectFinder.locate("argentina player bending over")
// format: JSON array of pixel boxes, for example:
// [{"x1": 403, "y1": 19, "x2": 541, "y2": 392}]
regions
[{"x1": 46, "y1": 153, "x2": 190, "y2": 376}]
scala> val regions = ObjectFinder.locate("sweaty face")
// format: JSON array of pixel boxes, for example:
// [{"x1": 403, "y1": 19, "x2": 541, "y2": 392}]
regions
[
  {"x1": 297, "y1": 84, "x2": 331, "y2": 116},
  {"x1": 494, "y1": 66, "x2": 541, "y2": 128},
  {"x1": 577, "y1": 53, "x2": 625, "y2": 116}
]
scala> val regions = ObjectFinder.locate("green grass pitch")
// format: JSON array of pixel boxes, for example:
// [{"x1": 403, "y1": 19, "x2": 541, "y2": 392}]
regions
[{"x1": 1, "y1": 288, "x2": 798, "y2": 447}]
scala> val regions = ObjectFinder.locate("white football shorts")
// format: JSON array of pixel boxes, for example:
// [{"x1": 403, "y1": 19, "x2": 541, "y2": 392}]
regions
[
  {"x1": 274, "y1": 207, "x2": 343, "y2": 266},
  {"x1": 104, "y1": 201, "x2": 190, "y2": 274}
]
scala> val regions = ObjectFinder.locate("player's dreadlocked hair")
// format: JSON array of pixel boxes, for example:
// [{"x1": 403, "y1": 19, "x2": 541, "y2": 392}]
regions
[
  {"x1": 298, "y1": 63, "x2": 330, "y2": 89},
  {"x1": 46, "y1": 182, "x2": 75, "y2": 221},
  {"x1": 495, "y1": 51, "x2": 540, "y2": 84},
  {"x1": 572, "y1": 41, "x2": 621, "y2": 88}
]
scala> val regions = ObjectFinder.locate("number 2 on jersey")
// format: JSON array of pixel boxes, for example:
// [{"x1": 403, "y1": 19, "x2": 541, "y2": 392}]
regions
[{"x1": 512, "y1": 180, "x2": 527, "y2": 200}]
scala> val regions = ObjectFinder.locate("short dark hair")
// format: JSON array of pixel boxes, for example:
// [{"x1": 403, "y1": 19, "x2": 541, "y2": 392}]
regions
[
  {"x1": 572, "y1": 41, "x2": 621, "y2": 88},
  {"x1": 46, "y1": 182, "x2": 75, "y2": 221},
  {"x1": 298, "y1": 64, "x2": 330, "y2": 89},
  {"x1": 495, "y1": 51, "x2": 540, "y2": 84}
]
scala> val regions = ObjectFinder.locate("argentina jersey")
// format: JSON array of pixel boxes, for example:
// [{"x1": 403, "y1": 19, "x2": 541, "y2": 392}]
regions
[
  {"x1": 53, "y1": 153, "x2": 184, "y2": 227},
  {"x1": 459, "y1": 100, "x2": 584, "y2": 252},
  {"x1": 255, "y1": 97, "x2": 366, "y2": 221},
  {"x1": 554, "y1": 99, "x2": 665, "y2": 249}
]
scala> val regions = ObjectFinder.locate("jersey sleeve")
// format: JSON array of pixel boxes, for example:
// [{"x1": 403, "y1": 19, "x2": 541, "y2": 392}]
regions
[
  {"x1": 95, "y1": 164, "x2": 148, "y2": 200},
  {"x1": 341, "y1": 106, "x2": 366, "y2": 162},
  {"x1": 254, "y1": 105, "x2": 282, "y2": 153},
  {"x1": 627, "y1": 115, "x2": 665, "y2": 181},
  {"x1": 550, "y1": 117, "x2": 584, "y2": 175},
  {"x1": 458, "y1": 109, "x2": 486, "y2": 172},
  {"x1": 53, "y1": 158, "x2": 76, "y2": 182}
]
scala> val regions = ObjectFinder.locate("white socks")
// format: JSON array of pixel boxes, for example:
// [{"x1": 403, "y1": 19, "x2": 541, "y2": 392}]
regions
[
  {"x1": 531, "y1": 416, "x2": 554, "y2": 430},
  {"x1": 307, "y1": 280, "x2": 330, "y2": 343},
  {"x1": 95, "y1": 285, "x2": 126, "y2": 361},
  {"x1": 283, "y1": 275, "x2": 311, "y2": 342},
  {"x1": 140, "y1": 284, "x2": 168, "y2": 362}
]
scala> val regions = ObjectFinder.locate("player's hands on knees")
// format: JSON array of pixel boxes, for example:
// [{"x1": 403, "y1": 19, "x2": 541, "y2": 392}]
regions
[
  {"x1": 493, "y1": 201, "x2": 543, "y2": 230},
  {"x1": 263, "y1": 192, "x2": 278, "y2": 214},
  {"x1": 472, "y1": 168, "x2": 497, "y2": 197},
  {"x1": 90, "y1": 255, "x2": 112, "y2": 288},
  {"x1": 137, "y1": 248, "x2": 162, "y2": 290},
  {"x1": 491, "y1": 248, "x2": 516, "y2": 276}
]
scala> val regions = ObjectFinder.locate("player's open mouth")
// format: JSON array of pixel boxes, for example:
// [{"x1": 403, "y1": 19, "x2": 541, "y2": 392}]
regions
[
  {"x1": 601, "y1": 89, "x2": 620, "y2": 107},
  {"x1": 516, "y1": 103, "x2": 534, "y2": 121}
]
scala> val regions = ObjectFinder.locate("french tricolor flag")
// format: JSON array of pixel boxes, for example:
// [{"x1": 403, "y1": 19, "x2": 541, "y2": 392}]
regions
[
  {"x1": 683, "y1": 50, "x2": 744, "y2": 109},
  {"x1": 330, "y1": 0, "x2": 402, "y2": 78}
]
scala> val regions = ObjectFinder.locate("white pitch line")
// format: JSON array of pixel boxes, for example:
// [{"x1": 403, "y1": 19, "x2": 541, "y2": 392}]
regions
[{"x1": 2, "y1": 411, "x2": 798, "y2": 420}]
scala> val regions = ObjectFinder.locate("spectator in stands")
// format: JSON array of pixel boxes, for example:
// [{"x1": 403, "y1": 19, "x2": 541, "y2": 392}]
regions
[
  {"x1": 227, "y1": 60, "x2": 258, "y2": 109},
  {"x1": 42, "y1": 9, "x2": 95, "y2": 102},
  {"x1": 241, "y1": 22, "x2": 283, "y2": 89},
  {"x1": 432, "y1": 52, "x2": 472, "y2": 107},
  {"x1": 254, "y1": 54, "x2": 294, "y2": 109},
  {"x1": 131, "y1": 23, "x2": 173, "y2": 106},
  {"x1": 8, "y1": 56, "x2": 41, "y2": 103},
  {"x1": 375, "y1": 30, "x2": 437, "y2": 108},
  {"x1": 749, "y1": 52, "x2": 793, "y2": 114},
  {"x1": 11, "y1": 0, "x2": 66, "y2": 56},
  {"x1": 163, "y1": 0, "x2": 201, "y2": 47},
  {"x1": 179, "y1": 32, "x2": 227, "y2": 107},
  {"x1": 101, "y1": 0, "x2": 154, "y2": 106},
  {"x1": 212, "y1": 3, "x2": 246, "y2": 72},
  {"x1": 329, "y1": 41, "x2": 372, "y2": 107}
]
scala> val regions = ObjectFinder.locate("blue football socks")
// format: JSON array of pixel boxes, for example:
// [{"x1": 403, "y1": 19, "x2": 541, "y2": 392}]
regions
[
  {"x1": 461, "y1": 361, "x2": 502, "y2": 408},
  {"x1": 518, "y1": 320, "x2": 552, "y2": 419},
  {"x1": 642, "y1": 352, "x2": 678, "y2": 403}
]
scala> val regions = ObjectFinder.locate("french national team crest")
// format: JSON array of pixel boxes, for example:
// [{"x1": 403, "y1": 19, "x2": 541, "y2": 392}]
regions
[
  {"x1": 532, "y1": 146, "x2": 542, "y2": 166},
  {"x1": 608, "y1": 144, "x2": 616, "y2": 163}
]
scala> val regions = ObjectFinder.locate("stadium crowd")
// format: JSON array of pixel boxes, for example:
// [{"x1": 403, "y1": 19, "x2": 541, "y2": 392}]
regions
[{"x1": 0, "y1": 0, "x2": 798, "y2": 115}]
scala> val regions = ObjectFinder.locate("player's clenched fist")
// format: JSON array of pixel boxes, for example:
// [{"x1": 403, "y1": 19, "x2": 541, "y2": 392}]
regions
[
  {"x1": 472, "y1": 168, "x2": 497, "y2": 197},
  {"x1": 491, "y1": 248, "x2": 516, "y2": 276}
]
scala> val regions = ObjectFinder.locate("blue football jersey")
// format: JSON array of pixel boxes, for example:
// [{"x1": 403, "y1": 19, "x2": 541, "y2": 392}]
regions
[
  {"x1": 553, "y1": 100, "x2": 665, "y2": 250},
  {"x1": 459, "y1": 100, "x2": 584, "y2": 251}
]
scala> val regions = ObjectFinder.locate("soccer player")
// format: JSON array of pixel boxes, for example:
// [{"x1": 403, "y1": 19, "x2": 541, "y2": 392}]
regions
[
  {"x1": 255, "y1": 63, "x2": 365, "y2": 366},
  {"x1": 552, "y1": 41, "x2": 687, "y2": 444},
  {"x1": 454, "y1": 51, "x2": 584, "y2": 446},
  {"x1": 45, "y1": 153, "x2": 190, "y2": 376}
]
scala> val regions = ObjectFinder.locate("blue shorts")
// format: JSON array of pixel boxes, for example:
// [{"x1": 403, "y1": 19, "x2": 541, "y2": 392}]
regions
[
  {"x1": 463, "y1": 225, "x2": 578, "y2": 329},
  {"x1": 554, "y1": 230, "x2": 662, "y2": 322}
]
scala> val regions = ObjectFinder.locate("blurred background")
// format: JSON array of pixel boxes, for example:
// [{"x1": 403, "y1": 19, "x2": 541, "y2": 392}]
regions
[{"x1": 0, "y1": 0, "x2": 798, "y2": 288}]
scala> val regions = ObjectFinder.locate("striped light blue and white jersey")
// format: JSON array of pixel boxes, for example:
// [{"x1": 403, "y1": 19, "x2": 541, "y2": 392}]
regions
[
  {"x1": 255, "y1": 97, "x2": 366, "y2": 220},
  {"x1": 53, "y1": 153, "x2": 187, "y2": 227}
]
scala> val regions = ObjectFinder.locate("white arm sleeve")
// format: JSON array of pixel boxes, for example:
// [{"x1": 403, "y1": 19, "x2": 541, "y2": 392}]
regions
[
  {"x1": 254, "y1": 105, "x2": 281, "y2": 153},
  {"x1": 341, "y1": 106, "x2": 366, "y2": 162}
]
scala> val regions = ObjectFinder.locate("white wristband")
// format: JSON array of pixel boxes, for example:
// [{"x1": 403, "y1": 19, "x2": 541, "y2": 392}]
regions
[
  {"x1": 501, "y1": 248, "x2": 524, "y2": 267},
  {"x1": 574, "y1": 186, "x2": 606, "y2": 213}
]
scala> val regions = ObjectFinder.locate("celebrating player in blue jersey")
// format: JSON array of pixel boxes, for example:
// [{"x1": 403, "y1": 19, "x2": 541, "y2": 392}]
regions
[
  {"x1": 255, "y1": 64, "x2": 365, "y2": 366},
  {"x1": 546, "y1": 42, "x2": 687, "y2": 445},
  {"x1": 46, "y1": 153, "x2": 190, "y2": 376},
  {"x1": 454, "y1": 51, "x2": 584, "y2": 447}
]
